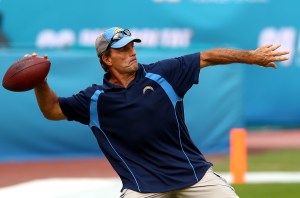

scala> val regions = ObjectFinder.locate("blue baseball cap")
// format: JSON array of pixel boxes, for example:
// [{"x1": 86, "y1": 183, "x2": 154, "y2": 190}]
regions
[{"x1": 95, "y1": 27, "x2": 141, "y2": 57}]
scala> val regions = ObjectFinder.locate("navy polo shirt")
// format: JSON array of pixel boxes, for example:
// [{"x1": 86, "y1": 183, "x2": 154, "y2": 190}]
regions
[{"x1": 58, "y1": 52, "x2": 212, "y2": 193}]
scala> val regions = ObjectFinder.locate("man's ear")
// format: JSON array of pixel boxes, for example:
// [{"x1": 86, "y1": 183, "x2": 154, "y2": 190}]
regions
[{"x1": 102, "y1": 54, "x2": 112, "y2": 66}]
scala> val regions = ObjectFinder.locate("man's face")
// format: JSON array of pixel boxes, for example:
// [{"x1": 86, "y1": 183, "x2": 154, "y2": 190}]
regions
[{"x1": 109, "y1": 42, "x2": 138, "y2": 74}]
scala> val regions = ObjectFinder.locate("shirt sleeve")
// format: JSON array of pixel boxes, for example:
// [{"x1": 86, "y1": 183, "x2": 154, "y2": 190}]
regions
[
  {"x1": 58, "y1": 86, "x2": 97, "y2": 125},
  {"x1": 148, "y1": 53, "x2": 200, "y2": 97}
]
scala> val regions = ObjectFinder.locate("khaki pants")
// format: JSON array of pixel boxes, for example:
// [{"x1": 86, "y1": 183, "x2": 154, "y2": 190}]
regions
[{"x1": 120, "y1": 168, "x2": 239, "y2": 198}]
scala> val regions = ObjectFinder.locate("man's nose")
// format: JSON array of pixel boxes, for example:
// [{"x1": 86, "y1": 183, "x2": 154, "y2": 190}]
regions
[{"x1": 130, "y1": 46, "x2": 136, "y2": 56}]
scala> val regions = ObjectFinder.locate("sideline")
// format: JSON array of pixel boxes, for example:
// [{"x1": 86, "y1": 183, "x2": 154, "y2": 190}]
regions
[{"x1": 1, "y1": 172, "x2": 300, "y2": 198}]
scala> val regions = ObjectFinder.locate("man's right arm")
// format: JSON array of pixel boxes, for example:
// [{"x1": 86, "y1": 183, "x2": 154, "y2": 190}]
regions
[{"x1": 34, "y1": 80, "x2": 67, "y2": 120}]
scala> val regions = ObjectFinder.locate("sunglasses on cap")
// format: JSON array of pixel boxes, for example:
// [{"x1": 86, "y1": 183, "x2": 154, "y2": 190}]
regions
[{"x1": 106, "y1": 29, "x2": 131, "y2": 50}]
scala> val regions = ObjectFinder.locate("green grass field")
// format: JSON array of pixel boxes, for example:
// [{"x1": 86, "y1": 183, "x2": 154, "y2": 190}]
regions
[
  {"x1": 233, "y1": 183, "x2": 300, "y2": 198},
  {"x1": 210, "y1": 149, "x2": 300, "y2": 172},
  {"x1": 207, "y1": 149, "x2": 300, "y2": 197}
]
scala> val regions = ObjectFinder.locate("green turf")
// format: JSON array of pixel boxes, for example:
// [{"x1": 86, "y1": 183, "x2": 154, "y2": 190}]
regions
[
  {"x1": 210, "y1": 149, "x2": 300, "y2": 172},
  {"x1": 208, "y1": 149, "x2": 300, "y2": 198},
  {"x1": 233, "y1": 183, "x2": 300, "y2": 198}
]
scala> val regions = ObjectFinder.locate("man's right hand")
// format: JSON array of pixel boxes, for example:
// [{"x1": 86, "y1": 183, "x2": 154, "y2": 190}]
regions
[
  {"x1": 24, "y1": 52, "x2": 48, "y2": 59},
  {"x1": 29, "y1": 53, "x2": 67, "y2": 120}
]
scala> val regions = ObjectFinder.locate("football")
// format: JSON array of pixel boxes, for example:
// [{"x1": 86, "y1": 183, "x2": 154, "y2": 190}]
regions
[{"x1": 2, "y1": 56, "x2": 51, "y2": 92}]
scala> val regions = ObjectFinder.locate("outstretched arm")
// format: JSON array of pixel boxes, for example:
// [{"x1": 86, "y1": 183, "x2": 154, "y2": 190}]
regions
[
  {"x1": 200, "y1": 44, "x2": 289, "y2": 69},
  {"x1": 25, "y1": 53, "x2": 67, "y2": 120},
  {"x1": 34, "y1": 79, "x2": 67, "y2": 120}
]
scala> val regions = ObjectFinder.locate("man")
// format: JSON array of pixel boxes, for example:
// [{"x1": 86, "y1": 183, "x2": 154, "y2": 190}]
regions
[{"x1": 32, "y1": 27, "x2": 289, "y2": 197}]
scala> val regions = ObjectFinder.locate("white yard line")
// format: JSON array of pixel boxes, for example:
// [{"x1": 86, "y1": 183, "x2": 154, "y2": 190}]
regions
[
  {"x1": 0, "y1": 178, "x2": 121, "y2": 198},
  {"x1": 0, "y1": 172, "x2": 300, "y2": 198},
  {"x1": 222, "y1": 172, "x2": 300, "y2": 183}
]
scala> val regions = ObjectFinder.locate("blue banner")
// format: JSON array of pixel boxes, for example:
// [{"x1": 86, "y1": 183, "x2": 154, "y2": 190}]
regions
[{"x1": 0, "y1": 0, "x2": 299, "y2": 161}]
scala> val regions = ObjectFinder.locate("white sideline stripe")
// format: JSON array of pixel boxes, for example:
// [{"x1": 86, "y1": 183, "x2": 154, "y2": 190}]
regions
[
  {"x1": 0, "y1": 178, "x2": 122, "y2": 198},
  {"x1": 0, "y1": 173, "x2": 300, "y2": 198},
  {"x1": 223, "y1": 172, "x2": 300, "y2": 183}
]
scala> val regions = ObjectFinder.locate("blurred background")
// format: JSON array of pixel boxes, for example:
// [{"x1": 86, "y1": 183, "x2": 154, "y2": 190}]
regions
[{"x1": 0, "y1": 0, "x2": 299, "y2": 197}]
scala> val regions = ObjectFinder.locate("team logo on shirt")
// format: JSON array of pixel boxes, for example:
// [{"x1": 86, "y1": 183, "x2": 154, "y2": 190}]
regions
[{"x1": 143, "y1": 86, "x2": 154, "y2": 94}]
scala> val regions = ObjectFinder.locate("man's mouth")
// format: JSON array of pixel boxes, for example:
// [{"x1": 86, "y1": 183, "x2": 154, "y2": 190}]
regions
[{"x1": 130, "y1": 58, "x2": 137, "y2": 64}]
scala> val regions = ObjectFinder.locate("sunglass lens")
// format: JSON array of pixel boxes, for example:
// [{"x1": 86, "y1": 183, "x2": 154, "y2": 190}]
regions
[{"x1": 123, "y1": 29, "x2": 131, "y2": 36}]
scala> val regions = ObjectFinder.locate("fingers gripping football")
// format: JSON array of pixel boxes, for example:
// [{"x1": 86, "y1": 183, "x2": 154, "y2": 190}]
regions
[{"x1": 24, "y1": 52, "x2": 48, "y2": 59}]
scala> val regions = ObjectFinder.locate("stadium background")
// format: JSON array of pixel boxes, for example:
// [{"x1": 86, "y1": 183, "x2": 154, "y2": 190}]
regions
[{"x1": 0, "y1": 1, "x2": 299, "y2": 197}]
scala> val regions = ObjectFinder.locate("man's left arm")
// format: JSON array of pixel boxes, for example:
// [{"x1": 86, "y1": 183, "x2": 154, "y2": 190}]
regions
[{"x1": 200, "y1": 44, "x2": 289, "y2": 69}]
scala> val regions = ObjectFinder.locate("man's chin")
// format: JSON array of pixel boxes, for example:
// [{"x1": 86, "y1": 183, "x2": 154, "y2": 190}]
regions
[
  {"x1": 125, "y1": 63, "x2": 138, "y2": 73},
  {"x1": 130, "y1": 62, "x2": 139, "y2": 70}
]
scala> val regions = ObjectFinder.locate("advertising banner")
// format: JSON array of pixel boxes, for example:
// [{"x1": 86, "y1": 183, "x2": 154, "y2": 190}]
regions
[{"x1": 0, "y1": 0, "x2": 299, "y2": 160}]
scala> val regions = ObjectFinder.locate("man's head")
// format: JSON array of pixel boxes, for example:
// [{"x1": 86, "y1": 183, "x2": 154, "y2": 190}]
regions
[{"x1": 95, "y1": 27, "x2": 141, "y2": 72}]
